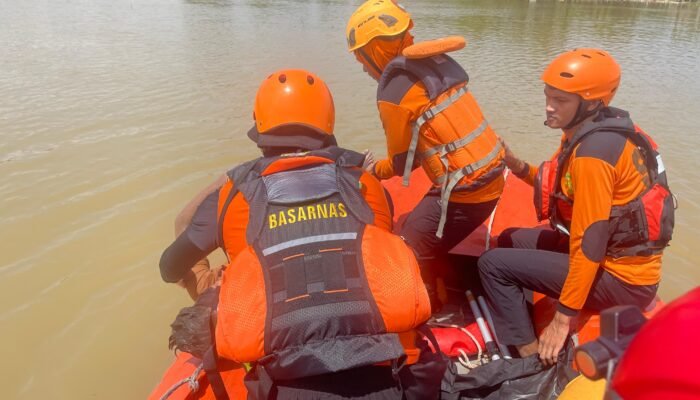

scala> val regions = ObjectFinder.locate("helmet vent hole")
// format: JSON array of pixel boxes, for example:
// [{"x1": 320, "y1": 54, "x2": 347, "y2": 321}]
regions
[
  {"x1": 560, "y1": 72, "x2": 574, "y2": 79},
  {"x1": 347, "y1": 28, "x2": 356, "y2": 48},
  {"x1": 597, "y1": 51, "x2": 607, "y2": 56},
  {"x1": 581, "y1": 54, "x2": 592, "y2": 59},
  {"x1": 278, "y1": 74, "x2": 287, "y2": 83},
  {"x1": 307, "y1": 75, "x2": 315, "y2": 85},
  {"x1": 378, "y1": 14, "x2": 398, "y2": 28}
]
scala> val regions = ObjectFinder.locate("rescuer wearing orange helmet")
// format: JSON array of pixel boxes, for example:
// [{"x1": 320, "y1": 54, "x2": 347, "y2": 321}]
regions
[
  {"x1": 347, "y1": 1, "x2": 506, "y2": 311},
  {"x1": 478, "y1": 49, "x2": 674, "y2": 365},
  {"x1": 159, "y1": 69, "x2": 444, "y2": 398}
]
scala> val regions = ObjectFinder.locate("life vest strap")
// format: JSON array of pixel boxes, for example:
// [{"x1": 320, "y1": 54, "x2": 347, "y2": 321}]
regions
[
  {"x1": 435, "y1": 142, "x2": 503, "y2": 238},
  {"x1": 416, "y1": 85, "x2": 469, "y2": 130},
  {"x1": 203, "y1": 346, "x2": 230, "y2": 400},
  {"x1": 402, "y1": 85, "x2": 470, "y2": 186},
  {"x1": 420, "y1": 119, "x2": 489, "y2": 159},
  {"x1": 403, "y1": 124, "x2": 422, "y2": 187}
]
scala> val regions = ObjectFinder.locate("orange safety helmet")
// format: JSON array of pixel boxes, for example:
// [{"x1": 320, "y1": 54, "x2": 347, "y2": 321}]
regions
[
  {"x1": 541, "y1": 48, "x2": 621, "y2": 106},
  {"x1": 346, "y1": 0, "x2": 412, "y2": 52},
  {"x1": 248, "y1": 69, "x2": 335, "y2": 150}
]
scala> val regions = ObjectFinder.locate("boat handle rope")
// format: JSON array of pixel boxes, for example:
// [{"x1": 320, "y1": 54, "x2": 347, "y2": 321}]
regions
[
  {"x1": 159, "y1": 362, "x2": 204, "y2": 400},
  {"x1": 429, "y1": 322, "x2": 484, "y2": 371},
  {"x1": 456, "y1": 324, "x2": 483, "y2": 370}
]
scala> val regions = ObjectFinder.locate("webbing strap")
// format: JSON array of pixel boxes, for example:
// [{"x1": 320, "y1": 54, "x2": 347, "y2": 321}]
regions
[
  {"x1": 435, "y1": 142, "x2": 502, "y2": 238},
  {"x1": 203, "y1": 347, "x2": 230, "y2": 400},
  {"x1": 402, "y1": 125, "x2": 421, "y2": 187},
  {"x1": 417, "y1": 85, "x2": 470, "y2": 130},
  {"x1": 420, "y1": 119, "x2": 489, "y2": 159},
  {"x1": 402, "y1": 85, "x2": 470, "y2": 186},
  {"x1": 430, "y1": 119, "x2": 489, "y2": 215}
]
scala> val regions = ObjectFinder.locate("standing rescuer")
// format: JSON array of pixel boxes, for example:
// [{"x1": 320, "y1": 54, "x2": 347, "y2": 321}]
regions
[
  {"x1": 159, "y1": 69, "x2": 445, "y2": 399},
  {"x1": 346, "y1": 0, "x2": 506, "y2": 311},
  {"x1": 477, "y1": 49, "x2": 675, "y2": 365}
]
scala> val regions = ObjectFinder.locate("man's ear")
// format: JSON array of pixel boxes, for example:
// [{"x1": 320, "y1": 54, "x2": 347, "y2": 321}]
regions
[{"x1": 586, "y1": 99, "x2": 603, "y2": 112}]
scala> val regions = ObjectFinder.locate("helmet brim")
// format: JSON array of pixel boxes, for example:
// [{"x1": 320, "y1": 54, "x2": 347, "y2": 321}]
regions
[{"x1": 247, "y1": 124, "x2": 336, "y2": 150}]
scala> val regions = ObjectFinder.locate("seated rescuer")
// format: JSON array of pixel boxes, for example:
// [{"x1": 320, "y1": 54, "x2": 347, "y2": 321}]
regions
[
  {"x1": 160, "y1": 70, "x2": 444, "y2": 398},
  {"x1": 478, "y1": 49, "x2": 674, "y2": 365},
  {"x1": 346, "y1": 0, "x2": 506, "y2": 310}
]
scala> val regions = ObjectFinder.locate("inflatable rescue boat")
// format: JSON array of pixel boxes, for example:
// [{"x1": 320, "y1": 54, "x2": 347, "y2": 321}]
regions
[{"x1": 148, "y1": 168, "x2": 664, "y2": 400}]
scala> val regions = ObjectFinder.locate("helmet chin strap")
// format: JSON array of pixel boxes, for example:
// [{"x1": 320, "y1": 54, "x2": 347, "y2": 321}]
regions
[
  {"x1": 356, "y1": 32, "x2": 410, "y2": 80},
  {"x1": 563, "y1": 99, "x2": 603, "y2": 131},
  {"x1": 357, "y1": 48, "x2": 383, "y2": 80}
]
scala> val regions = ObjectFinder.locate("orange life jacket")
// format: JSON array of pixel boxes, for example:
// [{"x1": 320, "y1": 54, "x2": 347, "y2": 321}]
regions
[
  {"x1": 212, "y1": 147, "x2": 431, "y2": 388},
  {"x1": 534, "y1": 107, "x2": 675, "y2": 258},
  {"x1": 379, "y1": 52, "x2": 505, "y2": 237}
]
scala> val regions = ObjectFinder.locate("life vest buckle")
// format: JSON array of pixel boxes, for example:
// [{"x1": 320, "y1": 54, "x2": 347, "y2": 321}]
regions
[
  {"x1": 444, "y1": 141, "x2": 459, "y2": 154},
  {"x1": 422, "y1": 108, "x2": 436, "y2": 121}
]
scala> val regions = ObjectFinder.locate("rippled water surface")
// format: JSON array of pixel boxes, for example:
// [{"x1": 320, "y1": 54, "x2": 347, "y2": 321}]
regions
[{"x1": 1, "y1": 0, "x2": 698, "y2": 398}]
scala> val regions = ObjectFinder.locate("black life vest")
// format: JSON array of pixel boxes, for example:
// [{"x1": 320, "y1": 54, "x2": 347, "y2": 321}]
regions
[{"x1": 213, "y1": 147, "x2": 431, "y2": 396}]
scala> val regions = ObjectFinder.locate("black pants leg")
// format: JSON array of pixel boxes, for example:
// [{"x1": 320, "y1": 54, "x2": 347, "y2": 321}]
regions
[
  {"x1": 400, "y1": 195, "x2": 499, "y2": 307},
  {"x1": 478, "y1": 227, "x2": 658, "y2": 346}
]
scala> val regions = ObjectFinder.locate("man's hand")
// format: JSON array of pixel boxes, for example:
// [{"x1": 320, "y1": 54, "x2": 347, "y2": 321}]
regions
[
  {"x1": 538, "y1": 311, "x2": 573, "y2": 366},
  {"x1": 362, "y1": 149, "x2": 377, "y2": 174},
  {"x1": 499, "y1": 137, "x2": 525, "y2": 172}
]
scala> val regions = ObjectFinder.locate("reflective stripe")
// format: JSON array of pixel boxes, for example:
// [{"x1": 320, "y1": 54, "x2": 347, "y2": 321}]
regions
[
  {"x1": 656, "y1": 154, "x2": 665, "y2": 174},
  {"x1": 272, "y1": 278, "x2": 363, "y2": 303},
  {"x1": 554, "y1": 223, "x2": 570, "y2": 236},
  {"x1": 402, "y1": 85, "x2": 470, "y2": 187},
  {"x1": 262, "y1": 233, "x2": 358, "y2": 256},
  {"x1": 436, "y1": 142, "x2": 502, "y2": 238},
  {"x1": 420, "y1": 120, "x2": 489, "y2": 159}
]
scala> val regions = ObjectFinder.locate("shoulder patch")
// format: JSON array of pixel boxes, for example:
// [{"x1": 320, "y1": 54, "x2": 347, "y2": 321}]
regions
[{"x1": 575, "y1": 131, "x2": 627, "y2": 166}]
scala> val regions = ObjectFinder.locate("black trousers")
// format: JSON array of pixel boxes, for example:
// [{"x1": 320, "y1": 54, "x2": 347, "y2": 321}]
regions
[
  {"x1": 477, "y1": 227, "x2": 658, "y2": 346},
  {"x1": 400, "y1": 194, "x2": 498, "y2": 289}
]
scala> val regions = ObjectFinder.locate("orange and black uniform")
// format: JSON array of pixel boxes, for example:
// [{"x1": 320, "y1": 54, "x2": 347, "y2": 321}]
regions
[
  {"x1": 159, "y1": 149, "x2": 392, "y2": 283},
  {"x1": 161, "y1": 146, "x2": 445, "y2": 399},
  {"x1": 374, "y1": 54, "x2": 504, "y2": 298},
  {"x1": 478, "y1": 108, "x2": 663, "y2": 346}
]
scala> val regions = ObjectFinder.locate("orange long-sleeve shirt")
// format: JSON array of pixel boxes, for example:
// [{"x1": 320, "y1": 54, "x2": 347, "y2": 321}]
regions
[
  {"x1": 374, "y1": 80, "x2": 504, "y2": 204},
  {"x1": 521, "y1": 126, "x2": 662, "y2": 312}
]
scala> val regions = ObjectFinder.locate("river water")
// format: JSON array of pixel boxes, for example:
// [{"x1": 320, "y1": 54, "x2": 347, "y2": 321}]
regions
[{"x1": 1, "y1": 0, "x2": 698, "y2": 398}]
